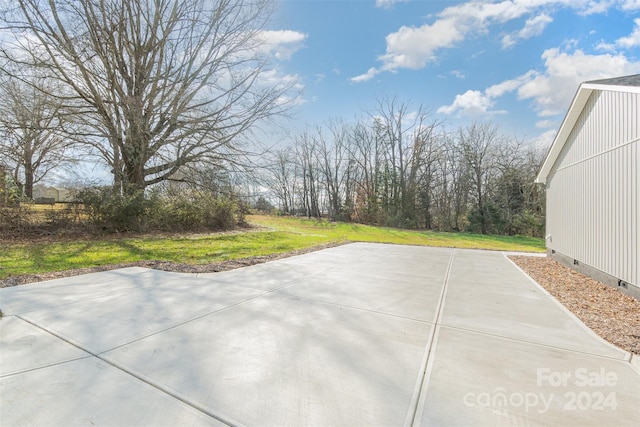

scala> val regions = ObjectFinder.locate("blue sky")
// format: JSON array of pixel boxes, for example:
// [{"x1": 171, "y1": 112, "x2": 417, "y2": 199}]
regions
[{"x1": 262, "y1": 0, "x2": 640, "y2": 147}]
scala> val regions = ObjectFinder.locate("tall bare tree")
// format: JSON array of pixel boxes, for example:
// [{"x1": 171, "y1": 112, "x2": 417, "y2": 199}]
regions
[
  {"x1": 0, "y1": 77, "x2": 70, "y2": 199},
  {"x1": 264, "y1": 148, "x2": 297, "y2": 214},
  {"x1": 349, "y1": 122, "x2": 380, "y2": 223},
  {"x1": 371, "y1": 97, "x2": 440, "y2": 226},
  {"x1": 459, "y1": 121, "x2": 501, "y2": 234},
  {"x1": 316, "y1": 121, "x2": 356, "y2": 221},
  {"x1": 2, "y1": 0, "x2": 293, "y2": 194},
  {"x1": 295, "y1": 131, "x2": 321, "y2": 218}
]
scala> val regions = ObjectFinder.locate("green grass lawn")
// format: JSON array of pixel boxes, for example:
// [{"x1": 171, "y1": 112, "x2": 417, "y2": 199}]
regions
[{"x1": 0, "y1": 214, "x2": 545, "y2": 279}]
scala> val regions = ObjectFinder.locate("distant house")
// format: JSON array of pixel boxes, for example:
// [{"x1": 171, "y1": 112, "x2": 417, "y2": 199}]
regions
[
  {"x1": 44, "y1": 186, "x2": 73, "y2": 202},
  {"x1": 536, "y1": 74, "x2": 639, "y2": 299},
  {"x1": 32, "y1": 185, "x2": 47, "y2": 199}
]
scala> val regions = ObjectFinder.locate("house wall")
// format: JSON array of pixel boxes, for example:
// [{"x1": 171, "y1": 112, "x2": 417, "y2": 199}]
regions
[
  {"x1": 546, "y1": 89, "x2": 639, "y2": 294},
  {"x1": 44, "y1": 188, "x2": 60, "y2": 201},
  {"x1": 44, "y1": 187, "x2": 72, "y2": 202}
]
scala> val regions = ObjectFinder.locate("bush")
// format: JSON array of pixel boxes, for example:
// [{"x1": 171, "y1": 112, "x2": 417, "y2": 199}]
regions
[
  {"x1": 253, "y1": 196, "x2": 274, "y2": 213},
  {"x1": 0, "y1": 205, "x2": 34, "y2": 233},
  {"x1": 44, "y1": 204, "x2": 80, "y2": 229},
  {"x1": 145, "y1": 190, "x2": 245, "y2": 231},
  {"x1": 24, "y1": 186, "x2": 248, "y2": 234},
  {"x1": 77, "y1": 187, "x2": 149, "y2": 232}
]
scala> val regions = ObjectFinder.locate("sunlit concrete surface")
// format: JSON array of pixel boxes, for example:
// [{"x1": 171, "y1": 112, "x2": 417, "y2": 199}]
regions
[{"x1": 1, "y1": 243, "x2": 638, "y2": 426}]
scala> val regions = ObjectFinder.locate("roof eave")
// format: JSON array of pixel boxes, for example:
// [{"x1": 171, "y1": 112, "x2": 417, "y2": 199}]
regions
[{"x1": 535, "y1": 86, "x2": 594, "y2": 184}]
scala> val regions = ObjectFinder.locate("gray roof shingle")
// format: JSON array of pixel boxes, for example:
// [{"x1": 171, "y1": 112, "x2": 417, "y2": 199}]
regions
[{"x1": 585, "y1": 74, "x2": 640, "y2": 87}]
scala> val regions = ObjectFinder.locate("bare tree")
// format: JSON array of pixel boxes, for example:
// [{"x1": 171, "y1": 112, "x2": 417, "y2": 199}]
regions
[
  {"x1": 410, "y1": 116, "x2": 442, "y2": 229},
  {"x1": 0, "y1": 164, "x2": 8, "y2": 206},
  {"x1": 371, "y1": 97, "x2": 441, "y2": 226},
  {"x1": 315, "y1": 121, "x2": 356, "y2": 221},
  {"x1": 264, "y1": 148, "x2": 297, "y2": 214},
  {"x1": 2, "y1": 0, "x2": 294, "y2": 194},
  {"x1": 0, "y1": 76, "x2": 70, "y2": 199},
  {"x1": 440, "y1": 134, "x2": 470, "y2": 231},
  {"x1": 459, "y1": 122, "x2": 501, "y2": 234},
  {"x1": 295, "y1": 131, "x2": 321, "y2": 218},
  {"x1": 349, "y1": 122, "x2": 380, "y2": 223}
]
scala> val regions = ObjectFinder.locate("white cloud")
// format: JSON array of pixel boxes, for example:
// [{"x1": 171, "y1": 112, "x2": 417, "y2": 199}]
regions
[
  {"x1": 622, "y1": 0, "x2": 640, "y2": 10},
  {"x1": 502, "y1": 13, "x2": 553, "y2": 48},
  {"x1": 597, "y1": 17, "x2": 640, "y2": 51},
  {"x1": 536, "y1": 119, "x2": 557, "y2": 128},
  {"x1": 376, "y1": 0, "x2": 410, "y2": 8},
  {"x1": 451, "y1": 70, "x2": 466, "y2": 79},
  {"x1": 439, "y1": 47, "x2": 640, "y2": 118},
  {"x1": 351, "y1": 0, "x2": 619, "y2": 81},
  {"x1": 260, "y1": 69, "x2": 304, "y2": 91},
  {"x1": 521, "y1": 12, "x2": 553, "y2": 37},
  {"x1": 615, "y1": 18, "x2": 640, "y2": 48},
  {"x1": 439, "y1": 72, "x2": 533, "y2": 116},
  {"x1": 275, "y1": 94, "x2": 306, "y2": 107},
  {"x1": 258, "y1": 68, "x2": 306, "y2": 107},
  {"x1": 437, "y1": 90, "x2": 494, "y2": 115},
  {"x1": 485, "y1": 72, "x2": 535, "y2": 97},
  {"x1": 529, "y1": 129, "x2": 557, "y2": 150},
  {"x1": 378, "y1": 19, "x2": 464, "y2": 71},
  {"x1": 580, "y1": 0, "x2": 616, "y2": 15},
  {"x1": 596, "y1": 41, "x2": 616, "y2": 51},
  {"x1": 517, "y1": 48, "x2": 640, "y2": 116},
  {"x1": 257, "y1": 30, "x2": 307, "y2": 60},
  {"x1": 350, "y1": 67, "x2": 379, "y2": 83}
]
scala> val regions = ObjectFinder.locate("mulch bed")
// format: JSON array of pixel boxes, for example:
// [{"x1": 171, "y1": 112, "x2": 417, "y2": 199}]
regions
[{"x1": 509, "y1": 255, "x2": 640, "y2": 355}]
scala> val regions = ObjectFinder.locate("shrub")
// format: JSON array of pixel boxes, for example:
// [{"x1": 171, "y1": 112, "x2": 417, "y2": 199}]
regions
[
  {"x1": 77, "y1": 187, "x2": 149, "y2": 232},
  {"x1": 0, "y1": 205, "x2": 34, "y2": 233},
  {"x1": 253, "y1": 196, "x2": 274, "y2": 213},
  {"x1": 44, "y1": 205, "x2": 78, "y2": 229},
  {"x1": 145, "y1": 190, "x2": 244, "y2": 231}
]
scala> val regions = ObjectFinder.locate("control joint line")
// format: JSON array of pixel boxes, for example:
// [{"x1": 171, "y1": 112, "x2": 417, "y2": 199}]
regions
[{"x1": 405, "y1": 249, "x2": 455, "y2": 427}]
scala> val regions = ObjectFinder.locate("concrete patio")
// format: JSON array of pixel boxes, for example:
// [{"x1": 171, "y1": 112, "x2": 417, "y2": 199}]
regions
[{"x1": 1, "y1": 243, "x2": 638, "y2": 426}]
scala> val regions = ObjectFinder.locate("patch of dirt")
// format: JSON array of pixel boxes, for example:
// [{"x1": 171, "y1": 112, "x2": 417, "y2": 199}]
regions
[
  {"x1": 0, "y1": 242, "x2": 345, "y2": 288},
  {"x1": 509, "y1": 255, "x2": 640, "y2": 356}
]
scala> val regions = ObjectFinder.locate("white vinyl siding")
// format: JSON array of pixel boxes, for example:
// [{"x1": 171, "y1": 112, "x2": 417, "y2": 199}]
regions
[{"x1": 546, "y1": 90, "x2": 639, "y2": 287}]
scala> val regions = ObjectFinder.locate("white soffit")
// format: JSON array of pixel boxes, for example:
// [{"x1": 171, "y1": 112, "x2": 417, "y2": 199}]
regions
[
  {"x1": 536, "y1": 77, "x2": 640, "y2": 185},
  {"x1": 535, "y1": 86, "x2": 593, "y2": 184}
]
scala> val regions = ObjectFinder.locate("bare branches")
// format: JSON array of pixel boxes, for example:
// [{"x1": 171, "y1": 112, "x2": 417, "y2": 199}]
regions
[
  {"x1": 257, "y1": 110, "x2": 545, "y2": 236},
  {"x1": 1, "y1": 0, "x2": 292, "y2": 193},
  {"x1": 0, "y1": 76, "x2": 72, "y2": 198}
]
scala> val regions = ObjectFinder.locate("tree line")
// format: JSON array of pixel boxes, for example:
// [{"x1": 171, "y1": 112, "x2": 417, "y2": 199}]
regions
[
  {"x1": 0, "y1": 1, "x2": 547, "y2": 237},
  {"x1": 261, "y1": 98, "x2": 546, "y2": 237}
]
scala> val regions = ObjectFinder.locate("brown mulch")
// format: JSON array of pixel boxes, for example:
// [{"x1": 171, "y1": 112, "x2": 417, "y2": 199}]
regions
[
  {"x1": 509, "y1": 256, "x2": 640, "y2": 355},
  {"x1": 0, "y1": 242, "x2": 346, "y2": 288}
]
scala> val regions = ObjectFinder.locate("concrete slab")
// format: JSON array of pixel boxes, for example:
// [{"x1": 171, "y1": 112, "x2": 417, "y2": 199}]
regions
[
  {"x1": 278, "y1": 267, "x2": 444, "y2": 321},
  {"x1": 415, "y1": 326, "x2": 640, "y2": 426},
  {"x1": 448, "y1": 249, "x2": 532, "y2": 285},
  {"x1": 0, "y1": 357, "x2": 225, "y2": 426},
  {"x1": 21, "y1": 277, "x2": 265, "y2": 354},
  {"x1": 103, "y1": 293, "x2": 433, "y2": 426},
  {"x1": 1, "y1": 243, "x2": 638, "y2": 426},
  {"x1": 0, "y1": 316, "x2": 89, "y2": 376},
  {"x1": 441, "y1": 253, "x2": 628, "y2": 359},
  {"x1": 200, "y1": 261, "x2": 329, "y2": 291},
  {"x1": 343, "y1": 245, "x2": 453, "y2": 278},
  {"x1": 0, "y1": 268, "x2": 173, "y2": 315}
]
